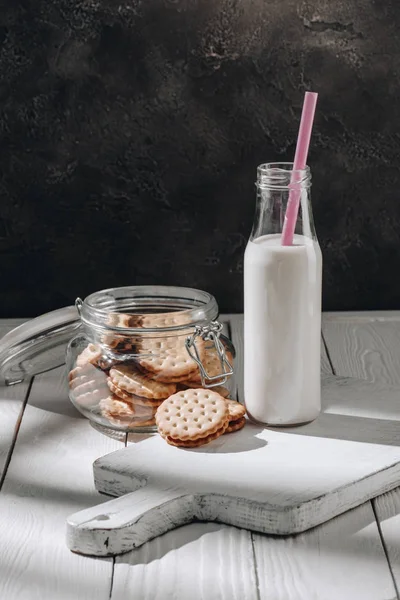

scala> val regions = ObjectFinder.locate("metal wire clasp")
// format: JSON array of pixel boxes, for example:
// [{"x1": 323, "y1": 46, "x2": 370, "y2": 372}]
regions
[
  {"x1": 185, "y1": 321, "x2": 234, "y2": 388},
  {"x1": 75, "y1": 298, "x2": 83, "y2": 316}
]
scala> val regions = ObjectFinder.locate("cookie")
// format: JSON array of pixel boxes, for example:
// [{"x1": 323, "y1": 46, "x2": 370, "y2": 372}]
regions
[
  {"x1": 101, "y1": 335, "x2": 134, "y2": 352},
  {"x1": 101, "y1": 334, "x2": 134, "y2": 353},
  {"x1": 76, "y1": 344, "x2": 102, "y2": 368},
  {"x1": 161, "y1": 425, "x2": 227, "y2": 448},
  {"x1": 189, "y1": 345, "x2": 233, "y2": 385},
  {"x1": 106, "y1": 313, "x2": 139, "y2": 328},
  {"x1": 226, "y1": 399, "x2": 246, "y2": 421},
  {"x1": 177, "y1": 382, "x2": 231, "y2": 398},
  {"x1": 69, "y1": 363, "x2": 105, "y2": 387},
  {"x1": 100, "y1": 395, "x2": 137, "y2": 420},
  {"x1": 69, "y1": 363, "x2": 109, "y2": 408},
  {"x1": 225, "y1": 416, "x2": 246, "y2": 434},
  {"x1": 109, "y1": 364, "x2": 176, "y2": 400},
  {"x1": 106, "y1": 377, "x2": 134, "y2": 400},
  {"x1": 150, "y1": 370, "x2": 198, "y2": 384},
  {"x1": 138, "y1": 336, "x2": 205, "y2": 381},
  {"x1": 101, "y1": 313, "x2": 141, "y2": 353},
  {"x1": 71, "y1": 381, "x2": 109, "y2": 407},
  {"x1": 68, "y1": 365, "x2": 88, "y2": 385},
  {"x1": 100, "y1": 395, "x2": 156, "y2": 429},
  {"x1": 139, "y1": 312, "x2": 192, "y2": 329},
  {"x1": 107, "y1": 378, "x2": 165, "y2": 407},
  {"x1": 156, "y1": 388, "x2": 229, "y2": 444}
]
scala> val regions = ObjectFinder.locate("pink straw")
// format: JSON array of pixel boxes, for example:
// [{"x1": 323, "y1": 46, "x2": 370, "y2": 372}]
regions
[{"x1": 281, "y1": 91, "x2": 318, "y2": 246}]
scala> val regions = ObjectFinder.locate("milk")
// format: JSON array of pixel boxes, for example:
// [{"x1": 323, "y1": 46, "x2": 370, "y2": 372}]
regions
[{"x1": 244, "y1": 233, "x2": 322, "y2": 425}]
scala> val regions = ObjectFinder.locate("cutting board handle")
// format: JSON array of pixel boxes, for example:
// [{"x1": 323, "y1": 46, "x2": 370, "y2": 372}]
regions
[{"x1": 67, "y1": 486, "x2": 194, "y2": 556}]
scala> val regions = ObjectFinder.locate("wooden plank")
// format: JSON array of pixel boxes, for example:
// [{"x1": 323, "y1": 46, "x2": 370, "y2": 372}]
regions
[
  {"x1": 253, "y1": 502, "x2": 396, "y2": 600},
  {"x1": 0, "y1": 364, "x2": 124, "y2": 600},
  {"x1": 324, "y1": 311, "x2": 400, "y2": 322},
  {"x1": 227, "y1": 314, "x2": 244, "y2": 401},
  {"x1": 321, "y1": 333, "x2": 333, "y2": 375},
  {"x1": 219, "y1": 317, "x2": 230, "y2": 340},
  {"x1": 0, "y1": 319, "x2": 30, "y2": 481},
  {"x1": 322, "y1": 315, "x2": 400, "y2": 386},
  {"x1": 111, "y1": 523, "x2": 256, "y2": 600},
  {"x1": 0, "y1": 399, "x2": 29, "y2": 481},
  {"x1": 324, "y1": 314, "x2": 400, "y2": 594},
  {"x1": 374, "y1": 490, "x2": 400, "y2": 595}
]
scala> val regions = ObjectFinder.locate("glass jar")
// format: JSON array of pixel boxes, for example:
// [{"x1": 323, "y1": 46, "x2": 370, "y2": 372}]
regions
[{"x1": 66, "y1": 286, "x2": 235, "y2": 432}]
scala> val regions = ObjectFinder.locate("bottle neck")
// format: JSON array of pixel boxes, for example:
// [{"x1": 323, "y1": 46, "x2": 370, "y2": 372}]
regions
[{"x1": 251, "y1": 163, "x2": 317, "y2": 243}]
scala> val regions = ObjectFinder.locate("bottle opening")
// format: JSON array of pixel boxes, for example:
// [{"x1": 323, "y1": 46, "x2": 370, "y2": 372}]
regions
[{"x1": 257, "y1": 162, "x2": 311, "y2": 190}]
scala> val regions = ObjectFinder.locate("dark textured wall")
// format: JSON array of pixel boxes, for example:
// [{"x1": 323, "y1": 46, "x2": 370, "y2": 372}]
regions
[{"x1": 1, "y1": 0, "x2": 400, "y2": 317}]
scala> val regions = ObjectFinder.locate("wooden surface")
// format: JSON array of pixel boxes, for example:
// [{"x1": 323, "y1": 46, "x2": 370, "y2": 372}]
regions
[{"x1": 1, "y1": 314, "x2": 400, "y2": 598}]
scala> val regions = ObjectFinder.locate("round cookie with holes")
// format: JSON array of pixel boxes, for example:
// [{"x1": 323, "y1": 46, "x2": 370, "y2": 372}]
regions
[
  {"x1": 139, "y1": 312, "x2": 192, "y2": 329},
  {"x1": 223, "y1": 400, "x2": 246, "y2": 434},
  {"x1": 107, "y1": 377, "x2": 165, "y2": 407},
  {"x1": 177, "y1": 382, "x2": 231, "y2": 398},
  {"x1": 101, "y1": 313, "x2": 142, "y2": 353},
  {"x1": 69, "y1": 363, "x2": 109, "y2": 408},
  {"x1": 226, "y1": 399, "x2": 246, "y2": 421},
  {"x1": 109, "y1": 364, "x2": 176, "y2": 400},
  {"x1": 155, "y1": 388, "x2": 230, "y2": 447},
  {"x1": 100, "y1": 395, "x2": 156, "y2": 429},
  {"x1": 225, "y1": 416, "x2": 246, "y2": 434},
  {"x1": 138, "y1": 336, "x2": 205, "y2": 382},
  {"x1": 76, "y1": 343, "x2": 103, "y2": 368}
]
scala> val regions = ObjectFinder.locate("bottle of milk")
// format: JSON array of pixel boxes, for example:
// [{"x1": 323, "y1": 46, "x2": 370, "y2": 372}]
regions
[{"x1": 244, "y1": 163, "x2": 322, "y2": 426}]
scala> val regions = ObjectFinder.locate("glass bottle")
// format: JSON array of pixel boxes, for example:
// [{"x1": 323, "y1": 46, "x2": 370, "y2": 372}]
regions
[{"x1": 244, "y1": 163, "x2": 322, "y2": 425}]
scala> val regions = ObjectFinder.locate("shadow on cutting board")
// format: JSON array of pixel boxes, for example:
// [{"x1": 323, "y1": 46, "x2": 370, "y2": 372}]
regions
[{"x1": 272, "y1": 375, "x2": 400, "y2": 446}]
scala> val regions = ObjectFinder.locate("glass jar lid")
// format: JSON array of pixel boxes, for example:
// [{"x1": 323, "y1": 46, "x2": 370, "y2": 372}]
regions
[{"x1": 0, "y1": 306, "x2": 81, "y2": 385}]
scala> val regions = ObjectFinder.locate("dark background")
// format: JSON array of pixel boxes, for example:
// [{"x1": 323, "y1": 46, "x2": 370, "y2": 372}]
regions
[{"x1": 1, "y1": 0, "x2": 399, "y2": 317}]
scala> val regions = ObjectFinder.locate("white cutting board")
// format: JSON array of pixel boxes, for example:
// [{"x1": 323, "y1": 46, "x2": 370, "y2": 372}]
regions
[{"x1": 67, "y1": 375, "x2": 400, "y2": 556}]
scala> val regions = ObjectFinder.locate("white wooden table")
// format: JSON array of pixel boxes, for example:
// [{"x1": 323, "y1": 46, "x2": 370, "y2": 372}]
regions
[{"x1": 1, "y1": 313, "x2": 400, "y2": 600}]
